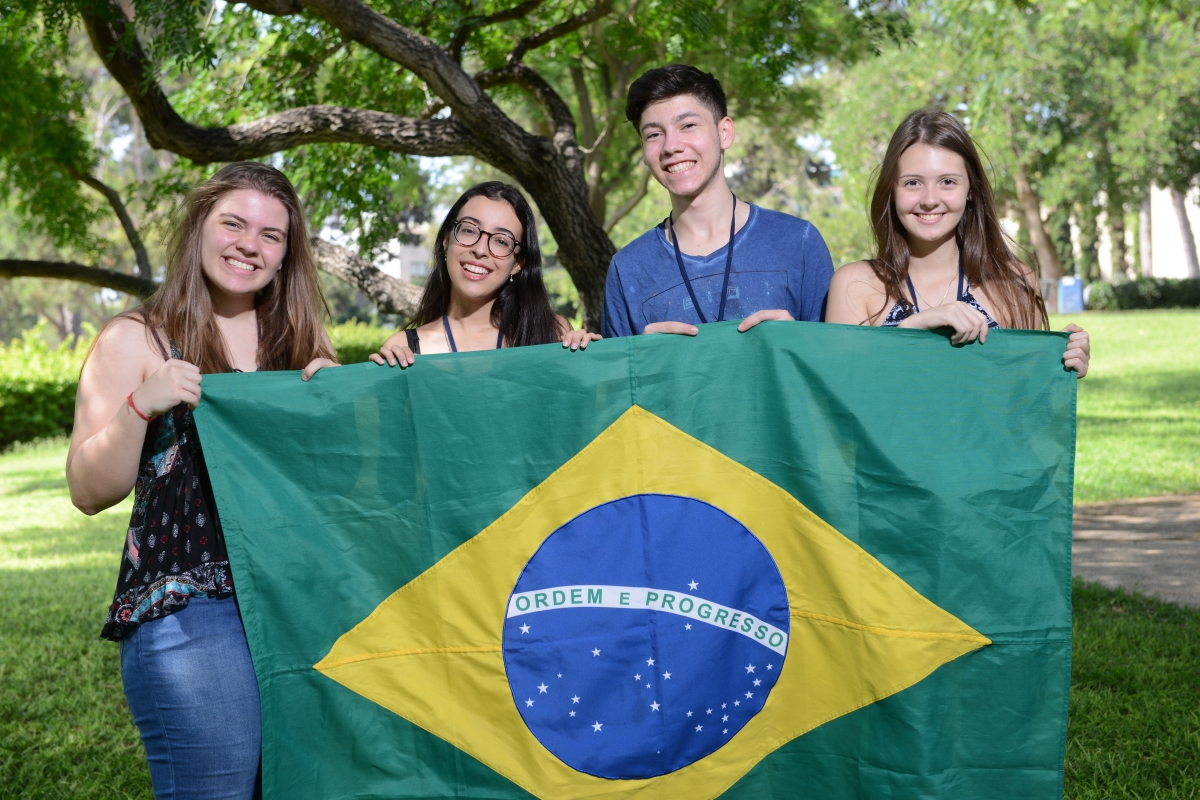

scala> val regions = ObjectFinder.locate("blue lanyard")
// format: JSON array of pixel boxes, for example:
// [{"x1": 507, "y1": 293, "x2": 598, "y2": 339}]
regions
[
  {"x1": 442, "y1": 315, "x2": 504, "y2": 352},
  {"x1": 667, "y1": 194, "x2": 738, "y2": 324}
]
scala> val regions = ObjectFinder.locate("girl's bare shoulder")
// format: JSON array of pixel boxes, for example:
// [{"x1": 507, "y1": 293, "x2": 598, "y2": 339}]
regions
[{"x1": 89, "y1": 316, "x2": 164, "y2": 366}]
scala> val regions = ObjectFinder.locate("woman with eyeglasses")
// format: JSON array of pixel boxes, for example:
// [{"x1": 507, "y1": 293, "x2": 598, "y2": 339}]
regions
[{"x1": 371, "y1": 182, "x2": 598, "y2": 366}]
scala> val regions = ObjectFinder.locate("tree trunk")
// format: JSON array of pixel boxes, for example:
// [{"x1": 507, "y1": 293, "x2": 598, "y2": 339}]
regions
[
  {"x1": 1169, "y1": 187, "x2": 1200, "y2": 279},
  {"x1": 514, "y1": 159, "x2": 617, "y2": 332},
  {"x1": 1108, "y1": 196, "x2": 1128, "y2": 279},
  {"x1": 1140, "y1": 187, "x2": 1153, "y2": 278},
  {"x1": 1013, "y1": 164, "x2": 1064, "y2": 279},
  {"x1": 1076, "y1": 201, "x2": 1100, "y2": 282}
]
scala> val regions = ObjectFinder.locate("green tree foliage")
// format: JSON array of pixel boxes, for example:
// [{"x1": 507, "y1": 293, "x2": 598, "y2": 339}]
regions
[
  {"x1": 0, "y1": 0, "x2": 905, "y2": 328},
  {"x1": 812, "y1": 0, "x2": 1200, "y2": 280},
  {"x1": 0, "y1": 6, "x2": 101, "y2": 252}
]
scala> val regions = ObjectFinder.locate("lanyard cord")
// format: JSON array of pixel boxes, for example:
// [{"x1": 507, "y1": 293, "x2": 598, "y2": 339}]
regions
[
  {"x1": 667, "y1": 193, "x2": 738, "y2": 324},
  {"x1": 442, "y1": 314, "x2": 504, "y2": 352}
]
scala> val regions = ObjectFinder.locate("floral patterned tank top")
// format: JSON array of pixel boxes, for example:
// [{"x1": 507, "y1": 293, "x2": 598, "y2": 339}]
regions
[{"x1": 101, "y1": 344, "x2": 233, "y2": 641}]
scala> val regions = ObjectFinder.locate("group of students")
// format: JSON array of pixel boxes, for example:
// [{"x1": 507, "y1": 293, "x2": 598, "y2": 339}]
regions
[{"x1": 66, "y1": 65, "x2": 1089, "y2": 798}]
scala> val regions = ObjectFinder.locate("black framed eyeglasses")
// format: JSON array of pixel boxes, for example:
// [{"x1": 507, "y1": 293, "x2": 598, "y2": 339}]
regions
[{"x1": 452, "y1": 220, "x2": 520, "y2": 259}]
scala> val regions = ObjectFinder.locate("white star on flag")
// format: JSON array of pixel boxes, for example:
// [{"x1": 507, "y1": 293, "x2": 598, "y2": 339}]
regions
[
  {"x1": 722, "y1": 715, "x2": 729, "y2": 722},
  {"x1": 745, "y1": 664, "x2": 756, "y2": 674},
  {"x1": 537, "y1": 683, "x2": 548, "y2": 693},
  {"x1": 569, "y1": 710, "x2": 576, "y2": 717},
  {"x1": 684, "y1": 623, "x2": 692, "y2": 630},
  {"x1": 592, "y1": 721, "x2": 603, "y2": 732},
  {"x1": 723, "y1": 728, "x2": 729, "y2": 734},
  {"x1": 571, "y1": 695, "x2": 580, "y2": 704},
  {"x1": 688, "y1": 580, "x2": 699, "y2": 590},
  {"x1": 646, "y1": 657, "x2": 655, "y2": 666},
  {"x1": 722, "y1": 703, "x2": 727, "y2": 709},
  {"x1": 634, "y1": 673, "x2": 641, "y2": 681},
  {"x1": 650, "y1": 702, "x2": 660, "y2": 711},
  {"x1": 662, "y1": 671, "x2": 672, "y2": 680},
  {"x1": 592, "y1": 648, "x2": 601, "y2": 657},
  {"x1": 706, "y1": 708, "x2": 713, "y2": 714},
  {"x1": 767, "y1": 664, "x2": 774, "y2": 670},
  {"x1": 525, "y1": 699, "x2": 534, "y2": 707},
  {"x1": 519, "y1": 624, "x2": 530, "y2": 634},
  {"x1": 734, "y1": 700, "x2": 740, "y2": 706},
  {"x1": 695, "y1": 725, "x2": 703, "y2": 732},
  {"x1": 753, "y1": 678, "x2": 762, "y2": 686},
  {"x1": 686, "y1": 710, "x2": 693, "y2": 718},
  {"x1": 745, "y1": 691, "x2": 754, "y2": 699}
]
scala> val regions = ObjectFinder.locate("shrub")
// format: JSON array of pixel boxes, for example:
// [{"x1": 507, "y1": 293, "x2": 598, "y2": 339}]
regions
[
  {"x1": 328, "y1": 320, "x2": 392, "y2": 365},
  {"x1": 0, "y1": 322, "x2": 90, "y2": 450},
  {"x1": 0, "y1": 321, "x2": 395, "y2": 449},
  {"x1": 1085, "y1": 277, "x2": 1200, "y2": 311}
]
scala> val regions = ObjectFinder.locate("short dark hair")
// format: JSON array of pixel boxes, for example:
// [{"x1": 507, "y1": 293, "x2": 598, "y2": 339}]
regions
[{"x1": 625, "y1": 65, "x2": 728, "y2": 129}]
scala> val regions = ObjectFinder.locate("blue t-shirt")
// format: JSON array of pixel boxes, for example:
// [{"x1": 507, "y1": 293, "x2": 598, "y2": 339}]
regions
[{"x1": 602, "y1": 204, "x2": 834, "y2": 337}]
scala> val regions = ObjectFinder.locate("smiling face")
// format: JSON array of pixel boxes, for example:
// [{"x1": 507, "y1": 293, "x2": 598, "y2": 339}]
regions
[
  {"x1": 199, "y1": 188, "x2": 290, "y2": 302},
  {"x1": 443, "y1": 195, "x2": 524, "y2": 302},
  {"x1": 639, "y1": 94, "x2": 734, "y2": 200},
  {"x1": 893, "y1": 143, "x2": 971, "y2": 246}
]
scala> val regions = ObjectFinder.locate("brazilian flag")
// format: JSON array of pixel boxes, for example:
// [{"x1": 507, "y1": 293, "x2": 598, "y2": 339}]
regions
[{"x1": 193, "y1": 322, "x2": 1075, "y2": 799}]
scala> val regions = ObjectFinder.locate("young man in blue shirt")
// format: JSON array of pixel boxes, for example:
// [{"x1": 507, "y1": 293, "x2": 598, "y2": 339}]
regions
[{"x1": 602, "y1": 65, "x2": 834, "y2": 338}]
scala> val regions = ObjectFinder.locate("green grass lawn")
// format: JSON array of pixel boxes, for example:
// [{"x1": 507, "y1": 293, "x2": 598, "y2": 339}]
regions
[{"x1": 1051, "y1": 309, "x2": 1200, "y2": 502}]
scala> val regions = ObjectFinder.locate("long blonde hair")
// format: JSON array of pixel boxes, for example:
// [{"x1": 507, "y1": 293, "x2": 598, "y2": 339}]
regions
[{"x1": 127, "y1": 162, "x2": 333, "y2": 372}]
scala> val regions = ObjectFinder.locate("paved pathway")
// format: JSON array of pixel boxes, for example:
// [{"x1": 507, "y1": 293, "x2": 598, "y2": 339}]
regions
[{"x1": 1072, "y1": 494, "x2": 1200, "y2": 608}]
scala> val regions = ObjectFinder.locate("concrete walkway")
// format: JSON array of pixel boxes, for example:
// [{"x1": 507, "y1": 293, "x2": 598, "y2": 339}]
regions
[{"x1": 1072, "y1": 494, "x2": 1200, "y2": 608}]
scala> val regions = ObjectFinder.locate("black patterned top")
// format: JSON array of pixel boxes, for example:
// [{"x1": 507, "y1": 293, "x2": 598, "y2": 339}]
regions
[
  {"x1": 101, "y1": 362, "x2": 233, "y2": 641},
  {"x1": 881, "y1": 256, "x2": 1000, "y2": 330}
]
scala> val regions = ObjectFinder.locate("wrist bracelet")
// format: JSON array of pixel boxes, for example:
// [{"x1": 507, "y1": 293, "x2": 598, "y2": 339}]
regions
[{"x1": 127, "y1": 392, "x2": 153, "y2": 422}]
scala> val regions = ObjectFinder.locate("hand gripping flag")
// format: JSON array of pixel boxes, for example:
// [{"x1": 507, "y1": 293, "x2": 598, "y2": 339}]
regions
[{"x1": 193, "y1": 322, "x2": 1076, "y2": 800}]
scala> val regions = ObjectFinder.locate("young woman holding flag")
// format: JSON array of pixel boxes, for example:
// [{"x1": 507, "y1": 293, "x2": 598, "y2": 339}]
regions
[
  {"x1": 67, "y1": 162, "x2": 336, "y2": 799},
  {"x1": 371, "y1": 181, "x2": 597, "y2": 366},
  {"x1": 825, "y1": 109, "x2": 1090, "y2": 377}
]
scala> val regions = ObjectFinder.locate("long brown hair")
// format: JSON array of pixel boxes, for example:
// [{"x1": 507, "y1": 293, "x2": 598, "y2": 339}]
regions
[
  {"x1": 410, "y1": 182, "x2": 561, "y2": 347},
  {"x1": 868, "y1": 109, "x2": 1047, "y2": 330},
  {"x1": 127, "y1": 162, "x2": 333, "y2": 372}
]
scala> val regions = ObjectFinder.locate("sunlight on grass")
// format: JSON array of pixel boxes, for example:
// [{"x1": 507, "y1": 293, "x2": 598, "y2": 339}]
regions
[
  {"x1": 0, "y1": 439, "x2": 151, "y2": 799},
  {"x1": 1052, "y1": 310, "x2": 1200, "y2": 503}
]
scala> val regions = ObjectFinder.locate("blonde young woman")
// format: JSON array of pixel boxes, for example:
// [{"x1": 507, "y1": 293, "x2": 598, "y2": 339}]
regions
[
  {"x1": 826, "y1": 109, "x2": 1090, "y2": 377},
  {"x1": 67, "y1": 163, "x2": 336, "y2": 799}
]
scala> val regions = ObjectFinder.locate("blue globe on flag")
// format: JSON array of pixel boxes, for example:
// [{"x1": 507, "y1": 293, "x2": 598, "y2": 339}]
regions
[{"x1": 502, "y1": 493, "x2": 790, "y2": 779}]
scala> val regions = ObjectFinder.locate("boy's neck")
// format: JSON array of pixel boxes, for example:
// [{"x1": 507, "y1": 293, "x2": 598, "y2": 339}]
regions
[{"x1": 669, "y1": 172, "x2": 735, "y2": 243}]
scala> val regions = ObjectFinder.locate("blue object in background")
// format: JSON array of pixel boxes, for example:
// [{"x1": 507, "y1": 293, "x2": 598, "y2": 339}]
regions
[{"x1": 1059, "y1": 276, "x2": 1084, "y2": 314}]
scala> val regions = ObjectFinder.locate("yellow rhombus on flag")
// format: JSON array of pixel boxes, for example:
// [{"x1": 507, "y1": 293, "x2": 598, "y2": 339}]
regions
[{"x1": 315, "y1": 406, "x2": 990, "y2": 799}]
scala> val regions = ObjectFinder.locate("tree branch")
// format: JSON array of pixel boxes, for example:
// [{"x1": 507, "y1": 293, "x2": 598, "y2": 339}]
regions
[
  {"x1": 311, "y1": 239, "x2": 422, "y2": 316},
  {"x1": 242, "y1": 0, "x2": 303, "y2": 14},
  {"x1": 0, "y1": 260, "x2": 156, "y2": 298},
  {"x1": 66, "y1": 167, "x2": 152, "y2": 280},
  {"x1": 448, "y1": 0, "x2": 544, "y2": 62},
  {"x1": 604, "y1": 165, "x2": 651, "y2": 232},
  {"x1": 508, "y1": 0, "x2": 613, "y2": 64},
  {"x1": 472, "y1": 63, "x2": 577, "y2": 143},
  {"x1": 300, "y1": 0, "x2": 586, "y2": 166},
  {"x1": 82, "y1": 3, "x2": 489, "y2": 164}
]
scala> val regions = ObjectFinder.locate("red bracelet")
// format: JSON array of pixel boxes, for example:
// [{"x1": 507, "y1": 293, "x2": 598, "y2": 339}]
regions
[{"x1": 127, "y1": 392, "x2": 153, "y2": 422}]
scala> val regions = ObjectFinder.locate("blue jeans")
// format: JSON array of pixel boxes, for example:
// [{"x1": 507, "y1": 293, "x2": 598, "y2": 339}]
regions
[{"x1": 121, "y1": 595, "x2": 261, "y2": 800}]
